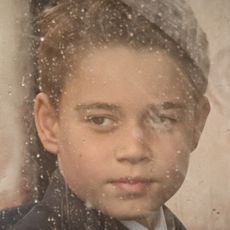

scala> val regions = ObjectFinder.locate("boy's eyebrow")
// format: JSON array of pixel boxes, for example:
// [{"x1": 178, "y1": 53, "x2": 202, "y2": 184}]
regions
[
  {"x1": 149, "y1": 101, "x2": 187, "y2": 110},
  {"x1": 75, "y1": 101, "x2": 188, "y2": 113},
  {"x1": 75, "y1": 103, "x2": 121, "y2": 111}
]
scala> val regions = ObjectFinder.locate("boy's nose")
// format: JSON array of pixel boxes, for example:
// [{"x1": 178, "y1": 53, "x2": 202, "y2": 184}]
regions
[{"x1": 114, "y1": 126, "x2": 152, "y2": 164}]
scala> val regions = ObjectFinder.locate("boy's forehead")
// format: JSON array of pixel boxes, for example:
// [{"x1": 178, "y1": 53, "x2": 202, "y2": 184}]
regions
[
  {"x1": 78, "y1": 46, "x2": 183, "y2": 75},
  {"x1": 79, "y1": 47, "x2": 188, "y2": 81},
  {"x1": 64, "y1": 46, "x2": 196, "y2": 107}
]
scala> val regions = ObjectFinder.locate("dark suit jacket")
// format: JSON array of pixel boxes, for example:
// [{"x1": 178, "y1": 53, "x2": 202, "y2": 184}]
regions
[{"x1": 0, "y1": 170, "x2": 186, "y2": 230}]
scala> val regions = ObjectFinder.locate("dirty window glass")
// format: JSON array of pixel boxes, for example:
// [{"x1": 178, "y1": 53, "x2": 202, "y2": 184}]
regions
[{"x1": 0, "y1": 0, "x2": 229, "y2": 229}]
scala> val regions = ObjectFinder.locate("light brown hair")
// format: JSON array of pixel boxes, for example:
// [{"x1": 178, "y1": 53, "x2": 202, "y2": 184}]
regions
[{"x1": 34, "y1": 0, "x2": 206, "y2": 106}]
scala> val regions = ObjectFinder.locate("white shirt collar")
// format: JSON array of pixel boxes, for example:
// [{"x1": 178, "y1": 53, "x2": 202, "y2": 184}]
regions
[{"x1": 120, "y1": 207, "x2": 168, "y2": 230}]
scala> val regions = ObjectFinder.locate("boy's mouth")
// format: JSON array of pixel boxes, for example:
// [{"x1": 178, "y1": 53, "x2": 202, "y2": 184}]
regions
[{"x1": 108, "y1": 177, "x2": 153, "y2": 193}]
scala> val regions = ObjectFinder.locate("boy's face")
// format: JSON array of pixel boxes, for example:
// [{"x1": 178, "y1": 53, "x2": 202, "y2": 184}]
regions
[{"x1": 36, "y1": 46, "x2": 209, "y2": 222}]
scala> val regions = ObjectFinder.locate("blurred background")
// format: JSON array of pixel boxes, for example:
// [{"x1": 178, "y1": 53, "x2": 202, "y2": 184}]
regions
[{"x1": 0, "y1": 0, "x2": 229, "y2": 229}]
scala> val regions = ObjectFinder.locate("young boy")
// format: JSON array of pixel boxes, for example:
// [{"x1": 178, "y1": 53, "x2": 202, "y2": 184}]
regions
[{"x1": 2, "y1": 0, "x2": 210, "y2": 229}]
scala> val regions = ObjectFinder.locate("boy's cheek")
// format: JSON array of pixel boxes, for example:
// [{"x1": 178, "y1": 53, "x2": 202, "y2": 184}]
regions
[{"x1": 58, "y1": 156, "x2": 101, "y2": 198}]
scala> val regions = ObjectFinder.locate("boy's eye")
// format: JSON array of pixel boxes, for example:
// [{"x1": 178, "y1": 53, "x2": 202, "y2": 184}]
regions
[
  {"x1": 145, "y1": 113, "x2": 178, "y2": 129},
  {"x1": 89, "y1": 116, "x2": 113, "y2": 126},
  {"x1": 157, "y1": 116, "x2": 177, "y2": 124},
  {"x1": 84, "y1": 115, "x2": 117, "y2": 131}
]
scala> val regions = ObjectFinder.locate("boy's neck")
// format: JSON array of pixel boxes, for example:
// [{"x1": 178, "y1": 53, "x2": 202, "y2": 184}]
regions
[{"x1": 122, "y1": 208, "x2": 162, "y2": 229}]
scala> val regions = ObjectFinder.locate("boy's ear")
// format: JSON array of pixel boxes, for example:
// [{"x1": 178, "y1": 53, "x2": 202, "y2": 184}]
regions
[
  {"x1": 192, "y1": 96, "x2": 210, "y2": 149},
  {"x1": 34, "y1": 92, "x2": 59, "y2": 154}
]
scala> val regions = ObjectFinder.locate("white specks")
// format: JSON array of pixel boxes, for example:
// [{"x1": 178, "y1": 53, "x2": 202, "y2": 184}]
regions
[
  {"x1": 7, "y1": 85, "x2": 12, "y2": 96},
  {"x1": 158, "y1": 12, "x2": 162, "y2": 17},
  {"x1": 40, "y1": 37, "x2": 45, "y2": 42},
  {"x1": 165, "y1": 170, "x2": 171, "y2": 179},
  {"x1": 127, "y1": 14, "x2": 132, "y2": 20},
  {"x1": 29, "y1": 136, "x2": 33, "y2": 143},
  {"x1": 166, "y1": 173, "x2": 170, "y2": 179},
  {"x1": 176, "y1": 150, "x2": 182, "y2": 155},
  {"x1": 48, "y1": 216, "x2": 55, "y2": 222},
  {"x1": 148, "y1": 47, "x2": 153, "y2": 51},
  {"x1": 101, "y1": 193, "x2": 106, "y2": 197},
  {"x1": 85, "y1": 200, "x2": 93, "y2": 209},
  {"x1": 21, "y1": 75, "x2": 25, "y2": 87}
]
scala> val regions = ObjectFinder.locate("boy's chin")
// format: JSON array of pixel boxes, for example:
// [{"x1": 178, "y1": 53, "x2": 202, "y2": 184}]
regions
[{"x1": 96, "y1": 198, "x2": 161, "y2": 221}]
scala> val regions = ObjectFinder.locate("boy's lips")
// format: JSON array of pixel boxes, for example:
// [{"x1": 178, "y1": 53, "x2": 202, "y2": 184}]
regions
[{"x1": 108, "y1": 177, "x2": 154, "y2": 193}]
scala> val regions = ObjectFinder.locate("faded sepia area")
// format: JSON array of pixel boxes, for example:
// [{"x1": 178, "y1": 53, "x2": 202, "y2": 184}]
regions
[
  {"x1": 0, "y1": 0, "x2": 229, "y2": 229},
  {"x1": 166, "y1": 0, "x2": 230, "y2": 229},
  {"x1": 0, "y1": 0, "x2": 32, "y2": 209}
]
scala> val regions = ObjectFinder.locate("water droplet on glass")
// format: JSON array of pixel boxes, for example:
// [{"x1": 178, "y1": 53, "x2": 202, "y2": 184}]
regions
[
  {"x1": 8, "y1": 85, "x2": 12, "y2": 96},
  {"x1": 85, "y1": 200, "x2": 93, "y2": 209},
  {"x1": 176, "y1": 150, "x2": 182, "y2": 155},
  {"x1": 158, "y1": 12, "x2": 162, "y2": 17},
  {"x1": 127, "y1": 14, "x2": 132, "y2": 20},
  {"x1": 21, "y1": 76, "x2": 25, "y2": 87}
]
